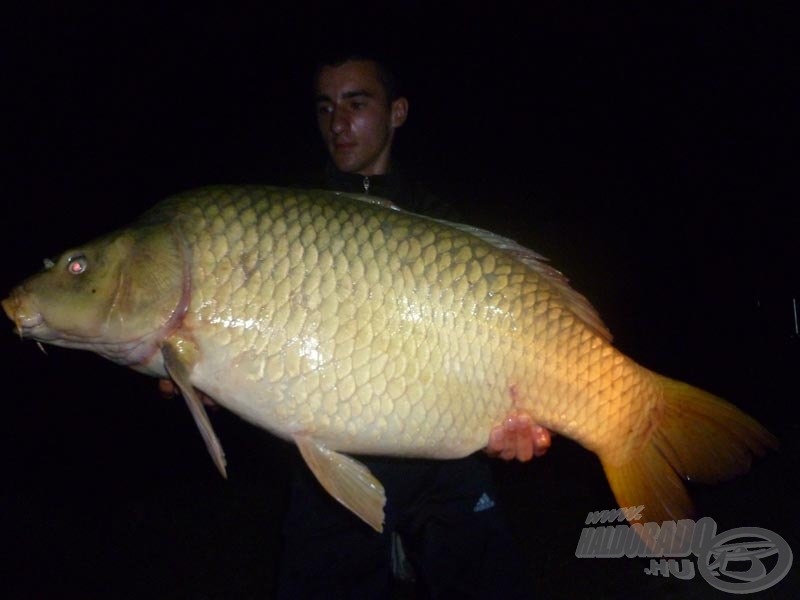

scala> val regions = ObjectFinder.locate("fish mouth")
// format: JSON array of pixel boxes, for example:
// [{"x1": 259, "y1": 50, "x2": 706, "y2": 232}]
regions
[
  {"x1": 2, "y1": 291, "x2": 44, "y2": 337},
  {"x1": 1, "y1": 295, "x2": 16, "y2": 321},
  {"x1": 2, "y1": 290, "x2": 101, "y2": 347}
]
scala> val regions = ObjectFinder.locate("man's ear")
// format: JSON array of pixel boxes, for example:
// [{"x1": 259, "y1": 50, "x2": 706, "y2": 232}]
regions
[{"x1": 391, "y1": 97, "x2": 409, "y2": 128}]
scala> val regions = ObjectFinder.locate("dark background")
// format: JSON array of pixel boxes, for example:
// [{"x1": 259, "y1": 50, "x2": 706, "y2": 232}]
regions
[{"x1": 2, "y1": 3, "x2": 797, "y2": 598}]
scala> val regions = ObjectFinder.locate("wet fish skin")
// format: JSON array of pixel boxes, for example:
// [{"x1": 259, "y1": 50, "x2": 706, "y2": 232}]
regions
[{"x1": 2, "y1": 185, "x2": 777, "y2": 534}]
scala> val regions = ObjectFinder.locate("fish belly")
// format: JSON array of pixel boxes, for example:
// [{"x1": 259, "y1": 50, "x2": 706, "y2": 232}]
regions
[{"x1": 188, "y1": 320, "x2": 513, "y2": 458}]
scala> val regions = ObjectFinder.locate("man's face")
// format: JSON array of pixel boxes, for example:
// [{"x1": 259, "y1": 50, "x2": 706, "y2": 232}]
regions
[{"x1": 315, "y1": 60, "x2": 407, "y2": 176}]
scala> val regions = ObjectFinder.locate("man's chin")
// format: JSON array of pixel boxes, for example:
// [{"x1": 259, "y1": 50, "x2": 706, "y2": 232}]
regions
[{"x1": 332, "y1": 157, "x2": 365, "y2": 175}]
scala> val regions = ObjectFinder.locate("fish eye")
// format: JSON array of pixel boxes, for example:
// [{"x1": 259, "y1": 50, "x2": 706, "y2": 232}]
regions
[
  {"x1": 43, "y1": 258, "x2": 55, "y2": 270},
  {"x1": 67, "y1": 255, "x2": 87, "y2": 275}
]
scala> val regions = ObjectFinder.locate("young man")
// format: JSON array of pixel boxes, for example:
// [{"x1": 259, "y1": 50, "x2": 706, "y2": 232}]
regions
[{"x1": 275, "y1": 54, "x2": 551, "y2": 598}]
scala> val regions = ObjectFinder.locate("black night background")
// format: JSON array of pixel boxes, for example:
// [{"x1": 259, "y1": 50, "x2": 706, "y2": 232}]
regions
[{"x1": 2, "y1": 3, "x2": 798, "y2": 598}]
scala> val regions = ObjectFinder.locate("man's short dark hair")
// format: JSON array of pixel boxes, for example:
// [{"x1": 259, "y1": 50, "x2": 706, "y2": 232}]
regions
[{"x1": 313, "y1": 52, "x2": 402, "y2": 103}]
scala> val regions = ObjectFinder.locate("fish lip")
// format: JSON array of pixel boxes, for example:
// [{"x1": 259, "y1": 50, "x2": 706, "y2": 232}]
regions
[
  {"x1": 1, "y1": 295, "x2": 19, "y2": 323},
  {"x1": 13, "y1": 317, "x2": 51, "y2": 340},
  {"x1": 2, "y1": 292, "x2": 45, "y2": 337}
]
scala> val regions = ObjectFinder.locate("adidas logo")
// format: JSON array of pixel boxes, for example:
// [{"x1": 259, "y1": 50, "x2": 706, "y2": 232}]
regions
[{"x1": 473, "y1": 492, "x2": 496, "y2": 513}]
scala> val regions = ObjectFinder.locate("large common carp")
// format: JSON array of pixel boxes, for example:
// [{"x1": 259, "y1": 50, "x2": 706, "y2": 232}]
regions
[{"x1": 2, "y1": 185, "x2": 776, "y2": 534}]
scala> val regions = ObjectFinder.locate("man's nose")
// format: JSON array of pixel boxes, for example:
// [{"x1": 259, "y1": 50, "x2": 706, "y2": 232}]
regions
[{"x1": 330, "y1": 108, "x2": 347, "y2": 134}]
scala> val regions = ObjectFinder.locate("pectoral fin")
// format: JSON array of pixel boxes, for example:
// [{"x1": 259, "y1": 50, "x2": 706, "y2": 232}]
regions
[
  {"x1": 162, "y1": 339, "x2": 227, "y2": 478},
  {"x1": 293, "y1": 435, "x2": 386, "y2": 532}
]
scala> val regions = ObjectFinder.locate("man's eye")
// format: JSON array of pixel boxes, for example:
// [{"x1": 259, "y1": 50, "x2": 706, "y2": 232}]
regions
[
  {"x1": 351, "y1": 102, "x2": 365, "y2": 110},
  {"x1": 317, "y1": 104, "x2": 333, "y2": 115}
]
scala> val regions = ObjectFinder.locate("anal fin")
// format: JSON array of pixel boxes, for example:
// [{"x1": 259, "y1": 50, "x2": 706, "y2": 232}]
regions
[{"x1": 293, "y1": 435, "x2": 386, "y2": 532}]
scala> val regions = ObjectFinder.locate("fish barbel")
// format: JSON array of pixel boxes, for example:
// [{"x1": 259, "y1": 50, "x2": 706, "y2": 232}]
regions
[{"x1": 2, "y1": 185, "x2": 776, "y2": 536}]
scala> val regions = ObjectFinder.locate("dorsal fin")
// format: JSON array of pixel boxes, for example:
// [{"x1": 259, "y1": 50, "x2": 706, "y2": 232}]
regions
[
  {"x1": 443, "y1": 220, "x2": 613, "y2": 342},
  {"x1": 332, "y1": 191, "x2": 612, "y2": 343},
  {"x1": 332, "y1": 191, "x2": 400, "y2": 211}
]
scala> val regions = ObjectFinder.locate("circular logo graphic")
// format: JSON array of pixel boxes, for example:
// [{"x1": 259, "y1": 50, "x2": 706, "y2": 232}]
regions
[{"x1": 697, "y1": 527, "x2": 793, "y2": 594}]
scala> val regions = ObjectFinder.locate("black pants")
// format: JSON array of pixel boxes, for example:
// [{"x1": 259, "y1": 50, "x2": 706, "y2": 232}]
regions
[{"x1": 276, "y1": 453, "x2": 533, "y2": 599}]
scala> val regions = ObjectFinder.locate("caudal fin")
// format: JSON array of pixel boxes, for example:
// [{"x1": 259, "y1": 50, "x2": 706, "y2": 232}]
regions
[{"x1": 600, "y1": 375, "x2": 777, "y2": 527}]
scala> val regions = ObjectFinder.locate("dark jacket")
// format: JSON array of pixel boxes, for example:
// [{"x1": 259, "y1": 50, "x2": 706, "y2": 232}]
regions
[{"x1": 305, "y1": 162, "x2": 461, "y2": 221}]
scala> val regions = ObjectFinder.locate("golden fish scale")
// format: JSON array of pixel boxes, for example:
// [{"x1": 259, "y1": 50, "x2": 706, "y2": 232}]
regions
[{"x1": 160, "y1": 186, "x2": 657, "y2": 460}]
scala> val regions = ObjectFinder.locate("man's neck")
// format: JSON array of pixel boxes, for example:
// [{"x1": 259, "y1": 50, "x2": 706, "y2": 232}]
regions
[{"x1": 324, "y1": 162, "x2": 403, "y2": 197}]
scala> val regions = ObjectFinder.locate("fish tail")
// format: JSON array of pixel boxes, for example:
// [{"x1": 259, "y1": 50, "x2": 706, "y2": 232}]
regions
[{"x1": 599, "y1": 374, "x2": 777, "y2": 529}]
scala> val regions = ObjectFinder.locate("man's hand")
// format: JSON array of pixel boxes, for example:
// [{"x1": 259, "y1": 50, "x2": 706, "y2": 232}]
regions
[
  {"x1": 487, "y1": 412, "x2": 552, "y2": 462},
  {"x1": 158, "y1": 378, "x2": 179, "y2": 398},
  {"x1": 158, "y1": 379, "x2": 217, "y2": 408}
]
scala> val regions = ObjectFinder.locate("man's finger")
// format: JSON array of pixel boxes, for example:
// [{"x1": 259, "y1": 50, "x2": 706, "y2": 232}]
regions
[{"x1": 158, "y1": 378, "x2": 178, "y2": 398}]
